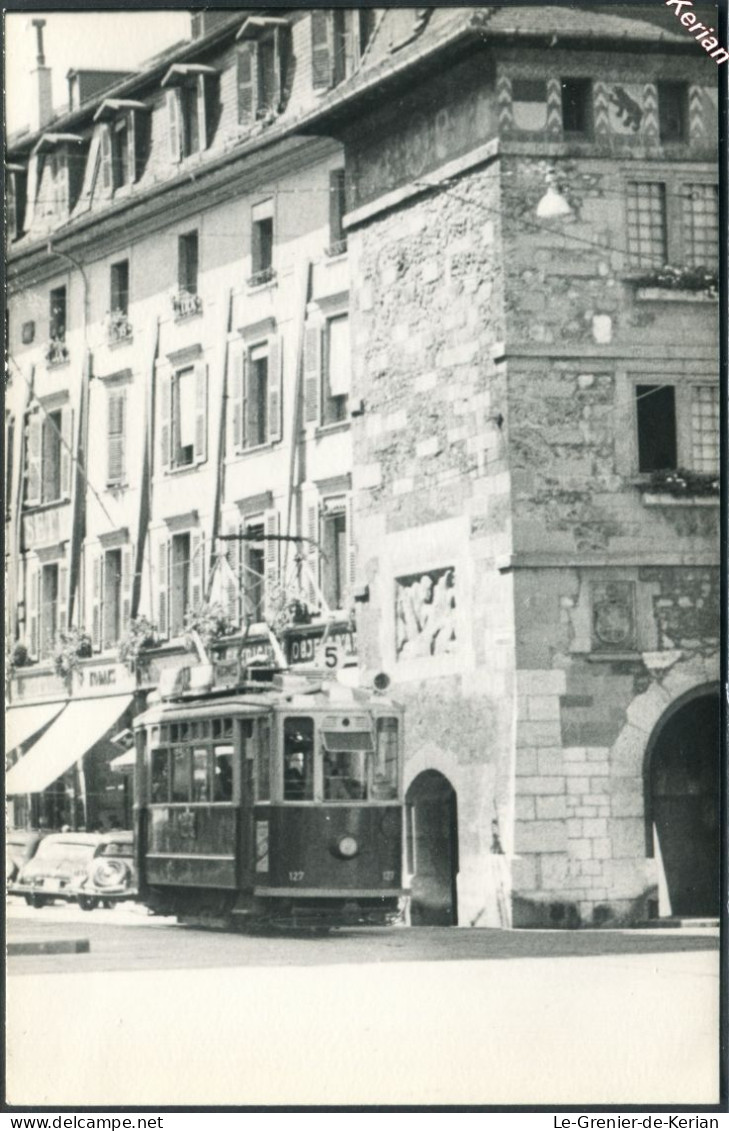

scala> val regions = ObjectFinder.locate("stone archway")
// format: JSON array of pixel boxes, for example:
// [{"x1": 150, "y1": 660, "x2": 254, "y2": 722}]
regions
[
  {"x1": 406, "y1": 770, "x2": 459, "y2": 926},
  {"x1": 644, "y1": 685, "x2": 720, "y2": 918}
]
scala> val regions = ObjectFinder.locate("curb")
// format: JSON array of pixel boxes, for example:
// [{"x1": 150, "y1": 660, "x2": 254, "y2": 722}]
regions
[{"x1": 8, "y1": 938, "x2": 91, "y2": 956}]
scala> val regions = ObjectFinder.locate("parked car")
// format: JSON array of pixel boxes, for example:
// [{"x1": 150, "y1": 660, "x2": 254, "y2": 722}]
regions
[
  {"x1": 72, "y1": 831, "x2": 137, "y2": 910},
  {"x1": 6, "y1": 829, "x2": 44, "y2": 889},
  {"x1": 11, "y1": 831, "x2": 136, "y2": 909}
]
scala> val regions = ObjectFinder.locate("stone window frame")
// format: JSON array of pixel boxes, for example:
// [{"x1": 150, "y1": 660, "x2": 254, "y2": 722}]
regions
[
  {"x1": 626, "y1": 373, "x2": 719, "y2": 478},
  {"x1": 622, "y1": 170, "x2": 718, "y2": 274}
]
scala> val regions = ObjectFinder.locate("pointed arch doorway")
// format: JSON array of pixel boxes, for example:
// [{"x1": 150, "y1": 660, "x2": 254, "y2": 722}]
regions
[
  {"x1": 646, "y1": 686, "x2": 720, "y2": 918},
  {"x1": 406, "y1": 770, "x2": 459, "y2": 926}
]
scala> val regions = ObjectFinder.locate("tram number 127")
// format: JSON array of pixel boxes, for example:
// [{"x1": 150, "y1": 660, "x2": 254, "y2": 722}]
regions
[{"x1": 289, "y1": 871, "x2": 305, "y2": 882}]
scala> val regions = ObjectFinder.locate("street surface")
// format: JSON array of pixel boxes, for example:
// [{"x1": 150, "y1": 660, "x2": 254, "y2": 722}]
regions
[{"x1": 6, "y1": 897, "x2": 721, "y2": 1108}]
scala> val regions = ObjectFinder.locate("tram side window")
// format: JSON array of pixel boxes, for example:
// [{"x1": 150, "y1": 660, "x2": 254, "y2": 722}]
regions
[
  {"x1": 373, "y1": 718, "x2": 399, "y2": 800},
  {"x1": 283, "y1": 717, "x2": 314, "y2": 801},
  {"x1": 192, "y1": 747, "x2": 210, "y2": 802},
  {"x1": 213, "y1": 745, "x2": 234, "y2": 801},
  {"x1": 172, "y1": 746, "x2": 190, "y2": 802},
  {"x1": 151, "y1": 748, "x2": 170, "y2": 802},
  {"x1": 256, "y1": 718, "x2": 271, "y2": 801}
]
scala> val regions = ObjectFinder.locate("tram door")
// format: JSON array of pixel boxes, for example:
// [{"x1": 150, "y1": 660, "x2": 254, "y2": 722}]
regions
[
  {"x1": 649, "y1": 691, "x2": 720, "y2": 918},
  {"x1": 406, "y1": 771, "x2": 458, "y2": 926}
]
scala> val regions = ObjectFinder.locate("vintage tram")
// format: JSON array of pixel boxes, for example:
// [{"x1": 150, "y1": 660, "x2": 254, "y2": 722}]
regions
[{"x1": 133, "y1": 663, "x2": 407, "y2": 929}]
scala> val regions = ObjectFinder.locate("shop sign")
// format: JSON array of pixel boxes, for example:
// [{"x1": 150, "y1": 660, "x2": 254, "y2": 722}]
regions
[{"x1": 73, "y1": 662, "x2": 136, "y2": 698}]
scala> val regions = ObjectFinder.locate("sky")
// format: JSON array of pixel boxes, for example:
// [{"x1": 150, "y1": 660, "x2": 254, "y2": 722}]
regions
[{"x1": 4, "y1": 11, "x2": 192, "y2": 135}]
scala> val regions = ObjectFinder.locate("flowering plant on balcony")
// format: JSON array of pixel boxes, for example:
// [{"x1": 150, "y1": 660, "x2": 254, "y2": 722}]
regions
[
  {"x1": 52, "y1": 627, "x2": 93, "y2": 678},
  {"x1": 184, "y1": 602, "x2": 236, "y2": 655},
  {"x1": 45, "y1": 336, "x2": 69, "y2": 366},
  {"x1": 172, "y1": 290, "x2": 203, "y2": 319},
  {"x1": 631, "y1": 265, "x2": 718, "y2": 296},
  {"x1": 6, "y1": 641, "x2": 32, "y2": 673},
  {"x1": 118, "y1": 616, "x2": 158, "y2": 671},
  {"x1": 107, "y1": 309, "x2": 133, "y2": 344},
  {"x1": 646, "y1": 468, "x2": 719, "y2": 497}
]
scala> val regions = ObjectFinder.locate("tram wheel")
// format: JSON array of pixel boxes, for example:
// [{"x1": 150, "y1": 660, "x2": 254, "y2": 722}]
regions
[
  {"x1": 78, "y1": 896, "x2": 100, "y2": 911},
  {"x1": 26, "y1": 893, "x2": 48, "y2": 909}
]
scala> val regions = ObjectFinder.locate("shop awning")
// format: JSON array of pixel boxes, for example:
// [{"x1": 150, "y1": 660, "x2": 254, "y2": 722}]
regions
[
  {"x1": 5, "y1": 695, "x2": 133, "y2": 795},
  {"x1": 5, "y1": 701, "x2": 67, "y2": 754}
]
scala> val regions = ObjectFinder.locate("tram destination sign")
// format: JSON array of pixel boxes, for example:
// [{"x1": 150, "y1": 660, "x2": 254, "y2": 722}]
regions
[{"x1": 286, "y1": 627, "x2": 357, "y2": 670}]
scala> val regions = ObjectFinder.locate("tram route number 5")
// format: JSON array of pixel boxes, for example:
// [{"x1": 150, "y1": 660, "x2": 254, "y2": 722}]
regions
[{"x1": 289, "y1": 871, "x2": 305, "y2": 882}]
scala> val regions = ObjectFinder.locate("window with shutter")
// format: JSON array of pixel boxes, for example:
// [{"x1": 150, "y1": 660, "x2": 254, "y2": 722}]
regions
[
  {"x1": 191, "y1": 530, "x2": 204, "y2": 613},
  {"x1": 303, "y1": 324, "x2": 322, "y2": 424},
  {"x1": 328, "y1": 168, "x2": 347, "y2": 255},
  {"x1": 91, "y1": 552, "x2": 103, "y2": 651},
  {"x1": 60, "y1": 405, "x2": 73, "y2": 497},
  {"x1": 103, "y1": 548, "x2": 122, "y2": 648},
  {"x1": 311, "y1": 10, "x2": 334, "y2": 90},
  {"x1": 99, "y1": 126, "x2": 113, "y2": 196},
  {"x1": 121, "y1": 546, "x2": 132, "y2": 628},
  {"x1": 25, "y1": 413, "x2": 42, "y2": 506},
  {"x1": 40, "y1": 563, "x2": 59, "y2": 657},
  {"x1": 243, "y1": 519, "x2": 265, "y2": 623},
  {"x1": 224, "y1": 521, "x2": 241, "y2": 624},
  {"x1": 263, "y1": 509, "x2": 279, "y2": 621},
  {"x1": 304, "y1": 500, "x2": 320, "y2": 609},
  {"x1": 111, "y1": 117, "x2": 129, "y2": 190},
  {"x1": 230, "y1": 343, "x2": 245, "y2": 453},
  {"x1": 194, "y1": 360, "x2": 208, "y2": 464},
  {"x1": 167, "y1": 89, "x2": 181, "y2": 163},
  {"x1": 28, "y1": 563, "x2": 40, "y2": 658},
  {"x1": 158, "y1": 365, "x2": 172, "y2": 473},
  {"x1": 41, "y1": 410, "x2": 63, "y2": 503},
  {"x1": 321, "y1": 497, "x2": 347, "y2": 611},
  {"x1": 57, "y1": 563, "x2": 68, "y2": 635},
  {"x1": 107, "y1": 389, "x2": 126, "y2": 485},
  {"x1": 237, "y1": 43, "x2": 257, "y2": 125},
  {"x1": 267, "y1": 335, "x2": 282, "y2": 444},
  {"x1": 322, "y1": 314, "x2": 350, "y2": 426},
  {"x1": 244, "y1": 344, "x2": 269, "y2": 449},
  {"x1": 158, "y1": 538, "x2": 170, "y2": 638}
]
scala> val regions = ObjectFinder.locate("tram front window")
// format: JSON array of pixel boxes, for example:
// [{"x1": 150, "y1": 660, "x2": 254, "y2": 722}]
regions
[
  {"x1": 324, "y1": 749, "x2": 367, "y2": 800},
  {"x1": 151, "y1": 748, "x2": 170, "y2": 802},
  {"x1": 283, "y1": 718, "x2": 314, "y2": 801}
]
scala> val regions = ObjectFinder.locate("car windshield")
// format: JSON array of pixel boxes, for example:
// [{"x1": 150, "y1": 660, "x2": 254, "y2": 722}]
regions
[{"x1": 34, "y1": 840, "x2": 97, "y2": 862}]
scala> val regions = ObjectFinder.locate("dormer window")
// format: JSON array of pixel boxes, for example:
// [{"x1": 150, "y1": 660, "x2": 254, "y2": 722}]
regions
[
  {"x1": 310, "y1": 10, "x2": 371, "y2": 90},
  {"x1": 93, "y1": 99, "x2": 150, "y2": 196},
  {"x1": 236, "y1": 17, "x2": 291, "y2": 125},
  {"x1": 31, "y1": 133, "x2": 85, "y2": 224},
  {"x1": 162, "y1": 64, "x2": 219, "y2": 161}
]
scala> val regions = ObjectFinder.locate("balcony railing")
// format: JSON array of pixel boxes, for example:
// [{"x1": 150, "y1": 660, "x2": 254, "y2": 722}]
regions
[
  {"x1": 172, "y1": 290, "x2": 203, "y2": 320},
  {"x1": 45, "y1": 336, "x2": 69, "y2": 367},
  {"x1": 107, "y1": 311, "x2": 133, "y2": 344},
  {"x1": 247, "y1": 266, "x2": 277, "y2": 289}
]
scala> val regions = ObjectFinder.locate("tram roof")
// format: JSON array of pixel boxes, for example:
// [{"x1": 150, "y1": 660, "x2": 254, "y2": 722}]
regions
[{"x1": 135, "y1": 682, "x2": 402, "y2": 727}]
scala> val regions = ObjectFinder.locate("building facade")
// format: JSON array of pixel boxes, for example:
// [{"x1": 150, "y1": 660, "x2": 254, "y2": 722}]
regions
[{"x1": 5, "y1": 7, "x2": 720, "y2": 926}]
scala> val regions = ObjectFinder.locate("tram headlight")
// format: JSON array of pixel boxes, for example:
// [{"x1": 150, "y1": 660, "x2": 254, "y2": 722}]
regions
[{"x1": 337, "y1": 835, "x2": 359, "y2": 859}]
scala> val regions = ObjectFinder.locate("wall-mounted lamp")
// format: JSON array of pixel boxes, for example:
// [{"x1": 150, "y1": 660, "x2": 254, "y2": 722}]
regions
[{"x1": 536, "y1": 171, "x2": 573, "y2": 220}]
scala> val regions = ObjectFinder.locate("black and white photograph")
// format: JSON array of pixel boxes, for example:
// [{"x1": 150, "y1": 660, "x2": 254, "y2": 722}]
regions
[{"x1": 3, "y1": 1, "x2": 724, "y2": 1113}]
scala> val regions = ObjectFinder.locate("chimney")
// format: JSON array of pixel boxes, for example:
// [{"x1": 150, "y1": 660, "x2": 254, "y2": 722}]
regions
[{"x1": 30, "y1": 19, "x2": 53, "y2": 132}]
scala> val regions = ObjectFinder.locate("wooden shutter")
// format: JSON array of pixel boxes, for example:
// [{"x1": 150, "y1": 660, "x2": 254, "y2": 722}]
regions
[
  {"x1": 61, "y1": 406, "x2": 73, "y2": 497},
  {"x1": 57, "y1": 561, "x2": 68, "y2": 634},
  {"x1": 91, "y1": 552, "x2": 103, "y2": 651},
  {"x1": 78, "y1": 130, "x2": 101, "y2": 210},
  {"x1": 133, "y1": 109, "x2": 150, "y2": 181},
  {"x1": 167, "y1": 89, "x2": 181, "y2": 163},
  {"x1": 158, "y1": 365, "x2": 172, "y2": 473},
  {"x1": 225, "y1": 520, "x2": 240, "y2": 624},
  {"x1": 197, "y1": 74, "x2": 208, "y2": 150},
  {"x1": 277, "y1": 25, "x2": 292, "y2": 107},
  {"x1": 303, "y1": 324, "x2": 321, "y2": 424},
  {"x1": 99, "y1": 126, "x2": 113, "y2": 197},
  {"x1": 267, "y1": 335, "x2": 282, "y2": 443},
  {"x1": 263, "y1": 508, "x2": 279, "y2": 621},
  {"x1": 126, "y1": 112, "x2": 137, "y2": 183},
  {"x1": 191, "y1": 530, "x2": 204, "y2": 611},
  {"x1": 107, "y1": 389, "x2": 125, "y2": 484},
  {"x1": 157, "y1": 538, "x2": 169, "y2": 638},
  {"x1": 54, "y1": 152, "x2": 70, "y2": 218},
  {"x1": 243, "y1": 350, "x2": 253, "y2": 450},
  {"x1": 237, "y1": 43, "x2": 256, "y2": 125},
  {"x1": 346, "y1": 495, "x2": 356, "y2": 601},
  {"x1": 194, "y1": 360, "x2": 208, "y2": 463},
  {"x1": 230, "y1": 343, "x2": 244, "y2": 452},
  {"x1": 305, "y1": 499, "x2": 320, "y2": 608},
  {"x1": 28, "y1": 562, "x2": 40, "y2": 657},
  {"x1": 25, "y1": 413, "x2": 42, "y2": 506},
  {"x1": 121, "y1": 545, "x2": 132, "y2": 626},
  {"x1": 311, "y1": 11, "x2": 334, "y2": 90}
]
